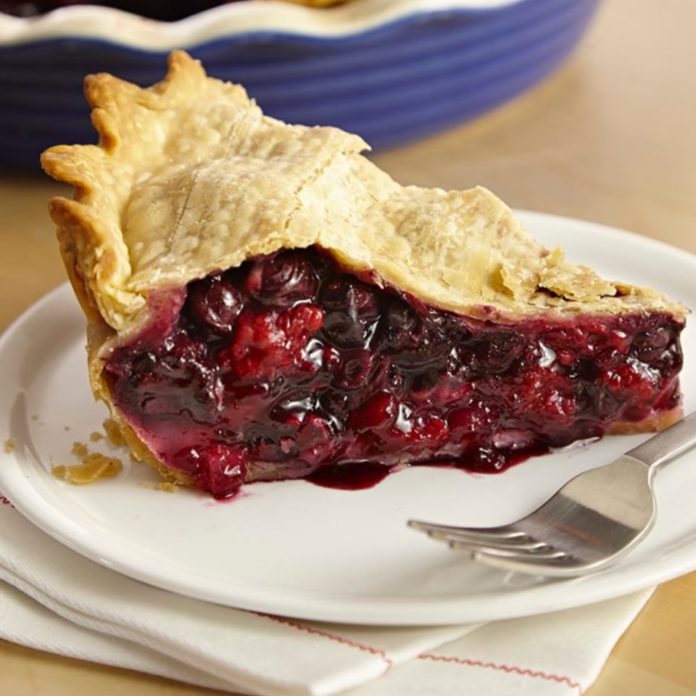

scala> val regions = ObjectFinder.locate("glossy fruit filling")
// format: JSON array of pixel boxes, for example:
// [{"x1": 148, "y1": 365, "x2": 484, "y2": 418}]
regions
[{"x1": 104, "y1": 247, "x2": 684, "y2": 498}]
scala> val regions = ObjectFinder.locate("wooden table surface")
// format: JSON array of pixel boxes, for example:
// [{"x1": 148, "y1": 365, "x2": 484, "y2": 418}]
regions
[{"x1": 1, "y1": 0, "x2": 695, "y2": 693}]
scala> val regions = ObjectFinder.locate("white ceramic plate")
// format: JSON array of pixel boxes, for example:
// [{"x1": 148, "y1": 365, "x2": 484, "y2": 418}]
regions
[{"x1": 0, "y1": 211, "x2": 694, "y2": 626}]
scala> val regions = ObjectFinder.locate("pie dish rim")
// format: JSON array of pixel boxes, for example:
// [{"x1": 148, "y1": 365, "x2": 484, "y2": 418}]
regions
[{"x1": 0, "y1": 1, "x2": 526, "y2": 48}]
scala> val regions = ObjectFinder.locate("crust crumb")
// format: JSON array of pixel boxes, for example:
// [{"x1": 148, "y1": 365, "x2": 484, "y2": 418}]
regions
[
  {"x1": 89, "y1": 431, "x2": 104, "y2": 442},
  {"x1": 53, "y1": 452, "x2": 123, "y2": 485},
  {"x1": 140, "y1": 480, "x2": 180, "y2": 494},
  {"x1": 71, "y1": 441, "x2": 89, "y2": 458},
  {"x1": 103, "y1": 418, "x2": 126, "y2": 447},
  {"x1": 55, "y1": 439, "x2": 123, "y2": 485},
  {"x1": 4, "y1": 437, "x2": 16, "y2": 453}
]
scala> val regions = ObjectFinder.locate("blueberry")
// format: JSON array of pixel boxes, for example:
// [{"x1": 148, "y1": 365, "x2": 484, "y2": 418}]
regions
[
  {"x1": 374, "y1": 296, "x2": 420, "y2": 352},
  {"x1": 319, "y1": 277, "x2": 379, "y2": 347},
  {"x1": 320, "y1": 277, "x2": 379, "y2": 316},
  {"x1": 136, "y1": 333, "x2": 222, "y2": 422},
  {"x1": 468, "y1": 332, "x2": 523, "y2": 375},
  {"x1": 245, "y1": 250, "x2": 318, "y2": 306},
  {"x1": 334, "y1": 349, "x2": 374, "y2": 391},
  {"x1": 187, "y1": 273, "x2": 242, "y2": 334}
]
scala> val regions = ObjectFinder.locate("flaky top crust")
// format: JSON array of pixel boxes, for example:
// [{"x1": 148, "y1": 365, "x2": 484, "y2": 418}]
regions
[{"x1": 41, "y1": 51, "x2": 686, "y2": 338}]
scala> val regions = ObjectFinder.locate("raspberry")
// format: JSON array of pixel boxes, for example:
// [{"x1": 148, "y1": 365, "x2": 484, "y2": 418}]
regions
[
  {"x1": 406, "y1": 413, "x2": 449, "y2": 446},
  {"x1": 196, "y1": 443, "x2": 248, "y2": 499},
  {"x1": 349, "y1": 390, "x2": 397, "y2": 432},
  {"x1": 448, "y1": 400, "x2": 499, "y2": 438},
  {"x1": 601, "y1": 359, "x2": 659, "y2": 400},
  {"x1": 224, "y1": 304, "x2": 324, "y2": 380},
  {"x1": 172, "y1": 442, "x2": 248, "y2": 499}
]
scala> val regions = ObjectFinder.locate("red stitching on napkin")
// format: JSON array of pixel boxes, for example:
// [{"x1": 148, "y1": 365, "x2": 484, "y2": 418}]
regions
[
  {"x1": 259, "y1": 614, "x2": 393, "y2": 670},
  {"x1": 417, "y1": 652, "x2": 582, "y2": 694}
]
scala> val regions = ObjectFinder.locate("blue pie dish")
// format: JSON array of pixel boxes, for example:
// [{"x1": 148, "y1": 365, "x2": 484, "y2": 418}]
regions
[{"x1": 0, "y1": 0, "x2": 600, "y2": 169}]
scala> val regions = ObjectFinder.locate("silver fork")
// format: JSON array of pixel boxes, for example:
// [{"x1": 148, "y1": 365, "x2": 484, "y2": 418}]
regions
[{"x1": 408, "y1": 411, "x2": 696, "y2": 577}]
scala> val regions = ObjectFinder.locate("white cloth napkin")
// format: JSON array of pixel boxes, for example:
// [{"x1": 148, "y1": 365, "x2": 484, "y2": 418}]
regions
[{"x1": 0, "y1": 494, "x2": 651, "y2": 696}]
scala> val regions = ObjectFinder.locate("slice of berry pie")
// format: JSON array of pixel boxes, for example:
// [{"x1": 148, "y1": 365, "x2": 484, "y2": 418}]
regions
[{"x1": 41, "y1": 52, "x2": 687, "y2": 498}]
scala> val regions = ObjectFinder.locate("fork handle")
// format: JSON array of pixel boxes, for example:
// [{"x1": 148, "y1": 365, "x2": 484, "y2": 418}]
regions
[{"x1": 626, "y1": 410, "x2": 696, "y2": 474}]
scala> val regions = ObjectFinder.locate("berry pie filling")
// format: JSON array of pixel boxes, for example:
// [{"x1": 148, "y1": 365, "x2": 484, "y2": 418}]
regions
[{"x1": 103, "y1": 246, "x2": 684, "y2": 499}]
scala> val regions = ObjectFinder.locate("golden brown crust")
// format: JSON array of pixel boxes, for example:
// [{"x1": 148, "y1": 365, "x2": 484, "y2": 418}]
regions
[
  {"x1": 84, "y1": 321, "x2": 192, "y2": 486},
  {"x1": 606, "y1": 406, "x2": 683, "y2": 435},
  {"x1": 41, "y1": 51, "x2": 687, "y2": 340}
]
